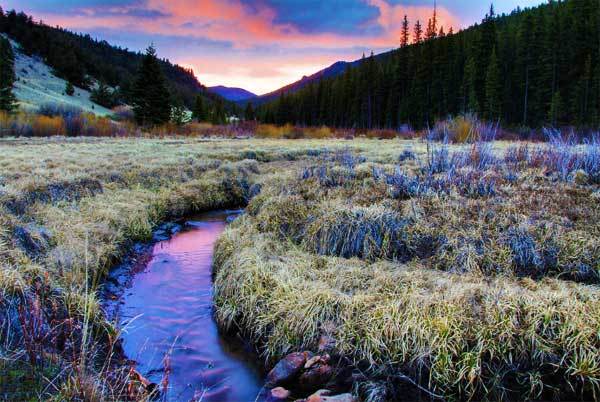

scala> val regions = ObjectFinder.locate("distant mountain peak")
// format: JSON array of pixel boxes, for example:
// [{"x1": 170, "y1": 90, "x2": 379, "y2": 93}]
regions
[{"x1": 208, "y1": 86, "x2": 257, "y2": 102}]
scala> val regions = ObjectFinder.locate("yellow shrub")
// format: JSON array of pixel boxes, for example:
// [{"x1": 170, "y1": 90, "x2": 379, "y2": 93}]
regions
[
  {"x1": 452, "y1": 115, "x2": 475, "y2": 143},
  {"x1": 256, "y1": 124, "x2": 285, "y2": 138},
  {"x1": 306, "y1": 126, "x2": 332, "y2": 139},
  {"x1": 32, "y1": 115, "x2": 65, "y2": 136}
]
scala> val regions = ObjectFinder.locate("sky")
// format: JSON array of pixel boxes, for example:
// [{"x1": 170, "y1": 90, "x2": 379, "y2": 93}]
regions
[{"x1": 4, "y1": 0, "x2": 544, "y2": 95}]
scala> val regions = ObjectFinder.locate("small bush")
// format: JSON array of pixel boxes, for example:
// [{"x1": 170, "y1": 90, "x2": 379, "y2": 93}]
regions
[
  {"x1": 425, "y1": 140, "x2": 450, "y2": 174},
  {"x1": 504, "y1": 144, "x2": 530, "y2": 165},
  {"x1": 398, "y1": 149, "x2": 416, "y2": 162},
  {"x1": 305, "y1": 206, "x2": 412, "y2": 261},
  {"x1": 385, "y1": 169, "x2": 423, "y2": 199},
  {"x1": 301, "y1": 164, "x2": 356, "y2": 187},
  {"x1": 305, "y1": 126, "x2": 332, "y2": 139},
  {"x1": 428, "y1": 115, "x2": 498, "y2": 143},
  {"x1": 506, "y1": 227, "x2": 545, "y2": 278},
  {"x1": 365, "y1": 129, "x2": 397, "y2": 139},
  {"x1": 453, "y1": 171, "x2": 497, "y2": 198}
]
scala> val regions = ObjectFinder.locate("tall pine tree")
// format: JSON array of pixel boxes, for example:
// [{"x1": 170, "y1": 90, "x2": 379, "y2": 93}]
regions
[
  {"x1": 401, "y1": 16, "x2": 410, "y2": 48},
  {"x1": 244, "y1": 102, "x2": 255, "y2": 121},
  {"x1": 131, "y1": 45, "x2": 171, "y2": 126},
  {"x1": 192, "y1": 95, "x2": 208, "y2": 122},
  {"x1": 485, "y1": 48, "x2": 502, "y2": 120}
]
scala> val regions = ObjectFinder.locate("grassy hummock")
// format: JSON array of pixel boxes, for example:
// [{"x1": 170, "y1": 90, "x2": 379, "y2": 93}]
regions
[{"x1": 214, "y1": 138, "x2": 600, "y2": 401}]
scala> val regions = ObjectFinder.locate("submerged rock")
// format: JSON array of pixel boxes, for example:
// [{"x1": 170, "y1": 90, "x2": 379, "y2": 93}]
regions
[
  {"x1": 127, "y1": 368, "x2": 160, "y2": 400},
  {"x1": 266, "y1": 352, "x2": 311, "y2": 388},
  {"x1": 301, "y1": 390, "x2": 356, "y2": 402},
  {"x1": 265, "y1": 387, "x2": 292, "y2": 402},
  {"x1": 153, "y1": 222, "x2": 183, "y2": 242},
  {"x1": 298, "y1": 361, "x2": 334, "y2": 393},
  {"x1": 152, "y1": 230, "x2": 170, "y2": 242}
]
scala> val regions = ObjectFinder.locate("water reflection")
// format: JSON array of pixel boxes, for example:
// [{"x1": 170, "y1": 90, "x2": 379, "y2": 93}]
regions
[{"x1": 117, "y1": 211, "x2": 263, "y2": 402}]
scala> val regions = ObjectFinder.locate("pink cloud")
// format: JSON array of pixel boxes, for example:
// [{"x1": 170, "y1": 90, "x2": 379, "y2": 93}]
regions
[{"x1": 26, "y1": 0, "x2": 463, "y2": 93}]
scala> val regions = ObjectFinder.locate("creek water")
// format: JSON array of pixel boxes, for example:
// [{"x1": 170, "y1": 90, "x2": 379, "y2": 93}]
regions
[{"x1": 114, "y1": 211, "x2": 263, "y2": 401}]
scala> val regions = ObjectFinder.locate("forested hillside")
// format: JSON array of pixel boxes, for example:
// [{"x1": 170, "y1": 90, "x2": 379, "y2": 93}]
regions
[
  {"x1": 0, "y1": 8, "x2": 219, "y2": 108},
  {"x1": 259, "y1": 0, "x2": 600, "y2": 129}
]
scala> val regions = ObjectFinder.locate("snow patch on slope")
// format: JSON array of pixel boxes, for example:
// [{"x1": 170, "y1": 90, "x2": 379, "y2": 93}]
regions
[{"x1": 6, "y1": 36, "x2": 113, "y2": 116}]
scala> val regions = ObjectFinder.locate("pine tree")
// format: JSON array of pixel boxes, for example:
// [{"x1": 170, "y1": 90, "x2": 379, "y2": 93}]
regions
[
  {"x1": 464, "y1": 55, "x2": 479, "y2": 114},
  {"x1": 485, "y1": 48, "x2": 502, "y2": 120},
  {"x1": 131, "y1": 45, "x2": 171, "y2": 126},
  {"x1": 91, "y1": 82, "x2": 115, "y2": 108},
  {"x1": 413, "y1": 20, "x2": 423, "y2": 44},
  {"x1": 192, "y1": 95, "x2": 208, "y2": 121},
  {"x1": 244, "y1": 102, "x2": 255, "y2": 121},
  {"x1": 65, "y1": 81, "x2": 75, "y2": 96},
  {"x1": 211, "y1": 98, "x2": 226, "y2": 125},
  {"x1": 548, "y1": 91, "x2": 562, "y2": 126},
  {"x1": 517, "y1": 14, "x2": 534, "y2": 126},
  {"x1": 426, "y1": 2, "x2": 438, "y2": 41},
  {"x1": 0, "y1": 36, "x2": 17, "y2": 112},
  {"x1": 0, "y1": 6, "x2": 5, "y2": 33},
  {"x1": 401, "y1": 15, "x2": 410, "y2": 48}
]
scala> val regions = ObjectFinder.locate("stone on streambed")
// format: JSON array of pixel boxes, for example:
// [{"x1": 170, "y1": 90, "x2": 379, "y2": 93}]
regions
[
  {"x1": 298, "y1": 360, "x2": 334, "y2": 394},
  {"x1": 152, "y1": 230, "x2": 170, "y2": 242},
  {"x1": 265, "y1": 351, "x2": 357, "y2": 400},
  {"x1": 152, "y1": 222, "x2": 182, "y2": 242},
  {"x1": 127, "y1": 368, "x2": 160, "y2": 400},
  {"x1": 159, "y1": 222, "x2": 182, "y2": 233},
  {"x1": 266, "y1": 351, "x2": 312, "y2": 387},
  {"x1": 298, "y1": 389, "x2": 356, "y2": 402},
  {"x1": 265, "y1": 387, "x2": 292, "y2": 402}
]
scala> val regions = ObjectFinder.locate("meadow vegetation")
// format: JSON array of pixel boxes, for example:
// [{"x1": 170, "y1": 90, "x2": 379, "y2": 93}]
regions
[{"x1": 0, "y1": 134, "x2": 598, "y2": 400}]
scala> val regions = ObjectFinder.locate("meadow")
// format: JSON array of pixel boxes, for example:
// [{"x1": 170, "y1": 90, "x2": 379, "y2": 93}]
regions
[{"x1": 0, "y1": 134, "x2": 598, "y2": 400}]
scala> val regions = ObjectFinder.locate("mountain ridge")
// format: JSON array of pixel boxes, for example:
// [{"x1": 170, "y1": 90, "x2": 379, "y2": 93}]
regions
[
  {"x1": 250, "y1": 50, "x2": 396, "y2": 105},
  {"x1": 209, "y1": 86, "x2": 257, "y2": 102}
]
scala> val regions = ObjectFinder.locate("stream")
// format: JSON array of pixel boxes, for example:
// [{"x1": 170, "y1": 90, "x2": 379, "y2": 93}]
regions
[{"x1": 106, "y1": 210, "x2": 264, "y2": 401}]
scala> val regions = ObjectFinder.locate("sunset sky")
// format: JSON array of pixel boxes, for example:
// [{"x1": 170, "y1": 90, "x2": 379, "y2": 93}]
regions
[{"x1": 5, "y1": 0, "x2": 543, "y2": 95}]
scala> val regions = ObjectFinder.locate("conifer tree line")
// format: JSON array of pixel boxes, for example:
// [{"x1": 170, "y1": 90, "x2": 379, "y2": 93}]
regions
[{"x1": 258, "y1": 0, "x2": 600, "y2": 129}]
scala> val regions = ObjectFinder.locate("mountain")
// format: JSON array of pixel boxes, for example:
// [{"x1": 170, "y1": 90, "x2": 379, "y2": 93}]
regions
[
  {"x1": 0, "y1": 9, "x2": 223, "y2": 108},
  {"x1": 253, "y1": 52, "x2": 396, "y2": 105},
  {"x1": 254, "y1": 61, "x2": 352, "y2": 105},
  {"x1": 209, "y1": 86, "x2": 257, "y2": 102}
]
